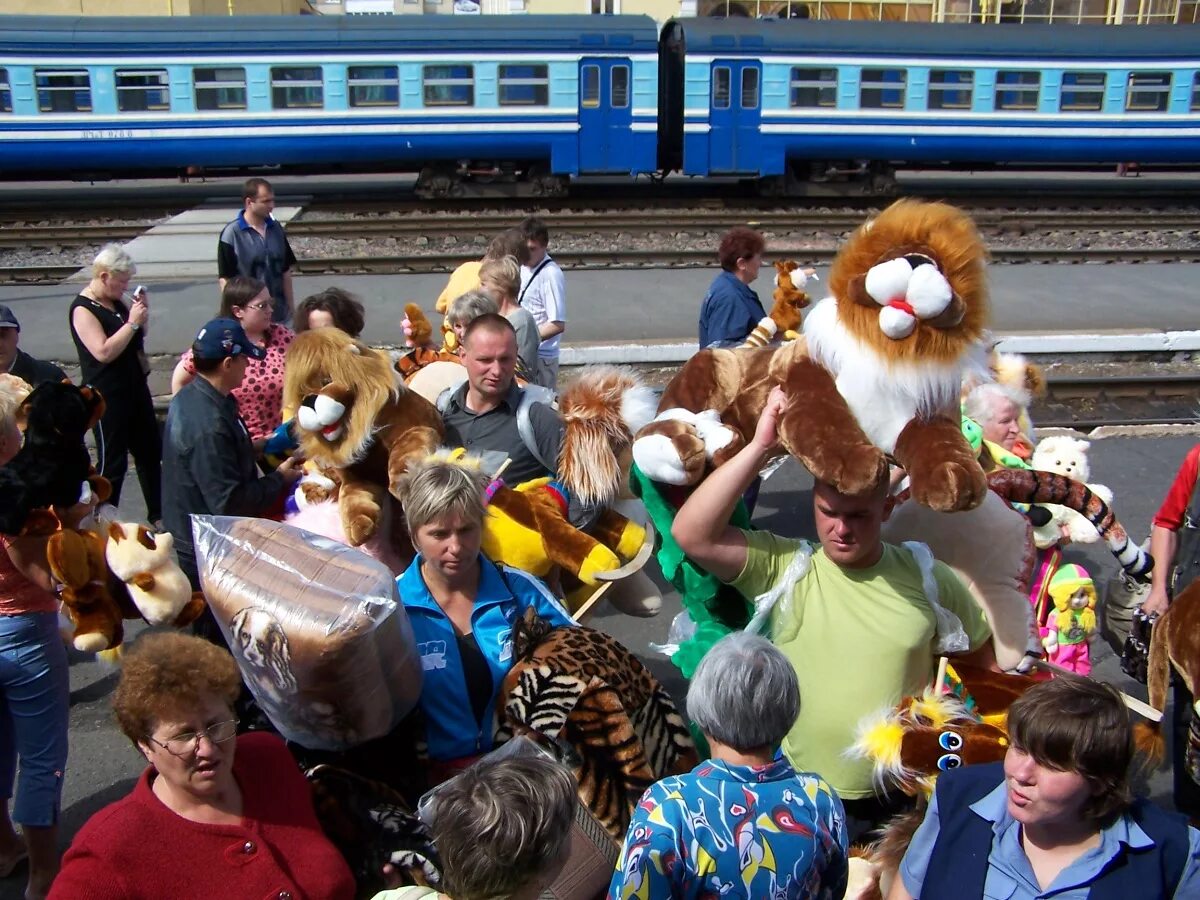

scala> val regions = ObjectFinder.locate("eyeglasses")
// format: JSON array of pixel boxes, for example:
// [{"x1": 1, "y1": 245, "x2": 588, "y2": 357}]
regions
[
  {"x1": 148, "y1": 719, "x2": 239, "y2": 757},
  {"x1": 243, "y1": 302, "x2": 272, "y2": 312}
]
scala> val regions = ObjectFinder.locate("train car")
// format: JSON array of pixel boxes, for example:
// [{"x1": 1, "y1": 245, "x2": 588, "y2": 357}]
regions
[
  {"x1": 658, "y1": 17, "x2": 1200, "y2": 193},
  {"x1": 0, "y1": 14, "x2": 660, "y2": 194}
]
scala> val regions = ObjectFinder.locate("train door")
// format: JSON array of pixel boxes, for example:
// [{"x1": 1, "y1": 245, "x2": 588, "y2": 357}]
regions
[
  {"x1": 578, "y1": 58, "x2": 633, "y2": 173},
  {"x1": 708, "y1": 60, "x2": 761, "y2": 174}
]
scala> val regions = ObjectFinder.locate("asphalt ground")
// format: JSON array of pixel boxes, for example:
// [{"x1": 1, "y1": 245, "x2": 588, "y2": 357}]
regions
[{"x1": 1, "y1": 430, "x2": 1194, "y2": 900}]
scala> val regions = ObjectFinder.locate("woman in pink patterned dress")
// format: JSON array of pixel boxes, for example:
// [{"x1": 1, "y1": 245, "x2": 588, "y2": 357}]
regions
[{"x1": 170, "y1": 277, "x2": 293, "y2": 444}]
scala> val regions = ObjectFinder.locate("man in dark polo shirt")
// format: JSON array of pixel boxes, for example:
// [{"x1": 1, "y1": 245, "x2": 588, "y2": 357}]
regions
[
  {"x1": 0, "y1": 304, "x2": 67, "y2": 387},
  {"x1": 217, "y1": 177, "x2": 297, "y2": 324},
  {"x1": 439, "y1": 313, "x2": 562, "y2": 486}
]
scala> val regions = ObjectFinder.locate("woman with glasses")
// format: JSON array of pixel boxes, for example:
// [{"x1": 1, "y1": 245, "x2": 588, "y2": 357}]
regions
[
  {"x1": 171, "y1": 276, "x2": 294, "y2": 445},
  {"x1": 48, "y1": 632, "x2": 354, "y2": 899}
]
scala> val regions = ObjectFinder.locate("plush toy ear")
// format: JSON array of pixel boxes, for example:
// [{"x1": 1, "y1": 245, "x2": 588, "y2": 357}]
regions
[
  {"x1": 79, "y1": 385, "x2": 107, "y2": 428},
  {"x1": 107, "y1": 521, "x2": 125, "y2": 542}
]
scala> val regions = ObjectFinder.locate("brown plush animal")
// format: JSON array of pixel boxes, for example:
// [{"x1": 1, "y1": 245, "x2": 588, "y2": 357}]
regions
[
  {"x1": 737, "y1": 261, "x2": 813, "y2": 349},
  {"x1": 1135, "y1": 579, "x2": 1200, "y2": 770},
  {"x1": 47, "y1": 527, "x2": 125, "y2": 652},
  {"x1": 634, "y1": 201, "x2": 990, "y2": 513},
  {"x1": 401, "y1": 302, "x2": 434, "y2": 349},
  {"x1": 283, "y1": 329, "x2": 444, "y2": 546},
  {"x1": 105, "y1": 521, "x2": 206, "y2": 629}
]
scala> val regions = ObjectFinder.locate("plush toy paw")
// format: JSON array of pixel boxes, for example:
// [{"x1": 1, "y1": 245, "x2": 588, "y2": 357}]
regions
[
  {"x1": 340, "y1": 493, "x2": 382, "y2": 546},
  {"x1": 909, "y1": 457, "x2": 987, "y2": 513},
  {"x1": 605, "y1": 569, "x2": 662, "y2": 618},
  {"x1": 824, "y1": 442, "x2": 888, "y2": 498},
  {"x1": 632, "y1": 419, "x2": 707, "y2": 486}
]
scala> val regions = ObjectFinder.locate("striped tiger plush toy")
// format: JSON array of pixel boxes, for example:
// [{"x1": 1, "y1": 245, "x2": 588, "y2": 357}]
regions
[{"x1": 496, "y1": 609, "x2": 698, "y2": 839}]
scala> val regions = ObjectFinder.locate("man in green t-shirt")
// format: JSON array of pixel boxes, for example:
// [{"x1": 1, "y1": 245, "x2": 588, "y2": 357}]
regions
[{"x1": 673, "y1": 387, "x2": 997, "y2": 838}]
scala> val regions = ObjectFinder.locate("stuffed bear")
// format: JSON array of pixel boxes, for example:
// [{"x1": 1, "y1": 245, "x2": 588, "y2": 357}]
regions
[
  {"x1": 1029, "y1": 436, "x2": 1113, "y2": 547},
  {"x1": 47, "y1": 526, "x2": 125, "y2": 653},
  {"x1": 104, "y1": 520, "x2": 207, "y2": 629}
]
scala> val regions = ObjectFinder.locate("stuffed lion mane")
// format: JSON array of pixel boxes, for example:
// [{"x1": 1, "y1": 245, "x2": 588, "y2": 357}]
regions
[{"x1": 283, "y1": 328, "x2": 444, "y2": 546}]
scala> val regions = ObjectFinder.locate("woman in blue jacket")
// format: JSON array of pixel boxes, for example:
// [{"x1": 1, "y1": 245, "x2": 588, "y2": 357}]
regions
[
  {"x1": 396, "y1": 453, "x2": 573, "y2": 784},
  {"x1": 698, "y1": 226, "x2": 767, "y2": 349}
]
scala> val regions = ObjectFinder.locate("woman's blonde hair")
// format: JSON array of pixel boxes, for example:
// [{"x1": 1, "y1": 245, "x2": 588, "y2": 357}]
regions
[
  {"x1": 91, "y1": 243, "x2": 137, "y2": 278},
  {"x1": 478, "y1": 255, "x2": 521, "y2": 303},
  {"x1": 396, "y1": 450, "x2": 489, "y2": 534},
  {"x1": 447, "y1": 289, "x2": 498, "y2": 329}
]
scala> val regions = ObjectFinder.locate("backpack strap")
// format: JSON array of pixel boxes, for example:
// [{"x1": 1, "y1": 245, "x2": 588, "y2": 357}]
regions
[
  {"x1": 435, "y1": 377, "x2": 469, "y2": 415},
  {"x1": 515, "y1": 384, "x2": 558, "y2": 474},
  {"x1": 518, "y1": 258, "x2": 552, "y2": 305},
  {"x1": 901, "y1": 541, "x2": 969, "y2": 655}
]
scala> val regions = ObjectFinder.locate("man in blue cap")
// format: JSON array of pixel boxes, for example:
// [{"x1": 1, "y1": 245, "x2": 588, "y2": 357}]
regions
[{"x1": 162, "y1": 318, "x2": 303, "y2": 642}]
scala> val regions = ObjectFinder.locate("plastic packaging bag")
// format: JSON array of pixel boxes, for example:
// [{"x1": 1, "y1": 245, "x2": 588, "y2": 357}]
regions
[{"x1": 193, "y1": 515, "x2": 422, "y2": 751}]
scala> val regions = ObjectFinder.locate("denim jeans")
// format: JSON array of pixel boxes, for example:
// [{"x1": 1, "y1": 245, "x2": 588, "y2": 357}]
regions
[{"x1": 0, "y1": 611, "x2": 69, "y2": 827}]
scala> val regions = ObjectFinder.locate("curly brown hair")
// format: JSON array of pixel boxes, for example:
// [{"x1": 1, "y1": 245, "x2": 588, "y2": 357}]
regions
[
  {"x1": 113, "y1": 632, "x2": 242, "y2": 745},
  {"x1": 717, "y1": 226, "x2": 765, "y2": 272},
  {"x1": 294, "y1": 287, "x2": 365, "y2": 338}
]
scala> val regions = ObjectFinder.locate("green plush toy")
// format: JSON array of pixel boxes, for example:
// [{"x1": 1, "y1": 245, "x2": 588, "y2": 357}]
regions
[{"x1": 629, "y1": 462, "x2": 753, "y2": 678}]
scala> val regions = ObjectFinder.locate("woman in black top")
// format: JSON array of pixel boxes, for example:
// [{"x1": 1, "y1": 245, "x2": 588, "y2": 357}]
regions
[{"x1": 68, "y1": 243, "x2": 161, "y2": 523}]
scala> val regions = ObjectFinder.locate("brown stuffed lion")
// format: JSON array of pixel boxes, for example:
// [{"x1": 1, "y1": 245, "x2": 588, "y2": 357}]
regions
[
  {"x1": 283, "y1": 329, "x2": 444, "y2": 546},
  {"x1": 633, "y1": 200, "x2": 990, "y2": 513}
]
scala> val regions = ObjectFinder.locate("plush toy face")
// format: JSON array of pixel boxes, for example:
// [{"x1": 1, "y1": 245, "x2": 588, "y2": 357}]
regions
[
  {"x1": 1031, "y1": 437, "x2": 1091, "y2": 482},
  {"x1": 829, "y1": 199, "x2": 988, "y2": 364},
  {"x1": 105, "y1": 521, "x2": 173, "y2": 579},
  {"x1": 284, "y1": 328, "x2": 400, "y2": 468}
]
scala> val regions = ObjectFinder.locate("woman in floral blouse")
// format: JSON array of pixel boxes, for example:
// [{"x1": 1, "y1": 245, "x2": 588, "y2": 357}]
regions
[
  {"x1": 170, "y1": 277, "x2": 293, "y2": 444},
  {"x1": 609, "y1": 633, "x2": 849, "y2": 900}
]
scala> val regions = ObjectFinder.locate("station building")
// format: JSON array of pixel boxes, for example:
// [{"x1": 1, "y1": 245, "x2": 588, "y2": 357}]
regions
[{"x1": 7, "y1": 0, "x2": 1195, "y2": 29}]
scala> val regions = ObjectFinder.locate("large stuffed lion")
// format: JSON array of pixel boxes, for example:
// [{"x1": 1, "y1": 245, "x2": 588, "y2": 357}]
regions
[
  {"x1": 634, "y1": 199, "x2": 990, "y2": 513},
  {"x1": 283, "y1": 329, "x2": 444, "y2": 547}
]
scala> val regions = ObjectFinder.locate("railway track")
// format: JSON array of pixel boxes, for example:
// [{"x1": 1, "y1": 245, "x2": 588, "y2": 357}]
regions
[
  {"x1": 2, "y1": 206, "x2": 1195, "y2": 249},
  {"x1": 4, "y1": 242, "x2": 1198, "y2": 284},
  {"x1": 1032, "y1": 373, "x2": 1200, "y2": 430}
]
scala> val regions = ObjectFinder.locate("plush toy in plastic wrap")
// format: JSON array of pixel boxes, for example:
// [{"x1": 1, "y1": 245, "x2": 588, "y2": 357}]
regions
[{"x1": 192, "y1": 515, "x2": 423, "y2": 752}]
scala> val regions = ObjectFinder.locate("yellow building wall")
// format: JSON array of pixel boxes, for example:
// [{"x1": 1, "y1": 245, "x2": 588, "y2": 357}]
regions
[
  {"x1": 524, "y1": 0, "x2": 679, "y2": 17},
  {"x1": 3, "y1": 0, "x2": 305, "y2": 13}
]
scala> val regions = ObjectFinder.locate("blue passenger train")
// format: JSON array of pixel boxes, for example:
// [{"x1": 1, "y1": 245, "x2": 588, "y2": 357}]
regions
[{"x1": 0, "y1": 14, "x2": 1197, "y2": 195}]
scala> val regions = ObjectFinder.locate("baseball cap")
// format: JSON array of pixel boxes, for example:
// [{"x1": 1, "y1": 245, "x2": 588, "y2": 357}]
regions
[
  {"x1": 191, "y1": 317, "x2": 266, "y2": 361},
  {"x1": 0, "y1": 305, "x2": 19, "y2": 329}
]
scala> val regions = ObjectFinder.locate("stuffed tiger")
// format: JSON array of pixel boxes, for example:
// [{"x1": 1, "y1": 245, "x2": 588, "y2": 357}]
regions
[{"x1": 496, "y1": 610, "x2": 698, "y2": 839}]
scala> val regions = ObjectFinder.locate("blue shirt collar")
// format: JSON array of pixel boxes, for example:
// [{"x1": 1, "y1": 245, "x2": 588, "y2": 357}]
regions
[
  {"x1": 970, "y1": 780, "x2": 1155, "y2": 849},
  {"x1": 398, "y1": 553, "x2": 514, "y2": 614},
  {"x1": 236, "y1": 210, "x2": 278, "y2": 231},
  {"x1": 692, "y1": 756, "x2": 796, "y2": 785},
  {"x1": 717, "y1": 269, "x2": 757, "y2": 299}
]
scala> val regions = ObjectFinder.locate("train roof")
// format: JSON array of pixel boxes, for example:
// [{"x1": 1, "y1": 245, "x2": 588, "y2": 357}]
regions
[
  {"x1": 0, "y1": 14, "x2": 659, "y2": 55},
  {"x1": 663, "y1": 17, "x2": 1198, "y2": 61}
]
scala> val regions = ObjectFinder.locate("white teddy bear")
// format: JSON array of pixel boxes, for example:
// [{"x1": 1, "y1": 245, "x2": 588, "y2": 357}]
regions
[{"x1": 1029, "y1": 436, "x2": 1114, "y2": 548}]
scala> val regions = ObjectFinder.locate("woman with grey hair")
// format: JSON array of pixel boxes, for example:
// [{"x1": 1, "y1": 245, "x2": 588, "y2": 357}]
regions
[
  {"x1": 610, "y1": 632, "x2": 849, "y2": 899},
  {"x1": 963, "y1": 382, "x2": 1029, "y2": 457},
  {"x1": 445, "y1": 289, "x2": 499, "y2": 352},
  {"x1": 68, "y1": 242, "x2": 162, "y2": 523},
  {"x1": 394, "y1": 451, "x2": 573, "y2": 783}
]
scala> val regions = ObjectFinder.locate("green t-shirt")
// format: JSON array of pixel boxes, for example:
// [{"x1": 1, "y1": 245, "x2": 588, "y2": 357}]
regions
[{"x1": 731, "y1": 532, "x2": 992, "y2": 800}]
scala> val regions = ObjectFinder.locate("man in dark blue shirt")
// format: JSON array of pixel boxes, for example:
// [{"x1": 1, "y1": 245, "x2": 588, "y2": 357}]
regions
[
  {"x1": 162, "y1": 318, "x2": 302, "y2": 603},
  {"x1": 217, "y1": 178, "x2": 297, "y2": 324},
  {"x1": 698, "y1": 226, "x2": 767, "y2": 349}
]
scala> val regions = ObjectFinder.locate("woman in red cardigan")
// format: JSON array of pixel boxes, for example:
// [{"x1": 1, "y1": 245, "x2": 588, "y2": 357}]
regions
[{"x1": 48, "y1": 632, "x2": 355, "y2": 900}]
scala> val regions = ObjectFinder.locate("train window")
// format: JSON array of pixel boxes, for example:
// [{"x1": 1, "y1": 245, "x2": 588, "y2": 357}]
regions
[
  {"x1": 499, "y1": 64, "x2": 549, "y2": 107},
  {"x1": 581, "y1": 66, "x2": 600, "y2": 109},
  {"x1": 1126, "y1": 72, "x2": 1171, "y2": 112},
  {"x1": 349, "y1": 66, "x2": 399, "y2": 108},
  {"x1": 994, "y1": 71, "x2": 1039, "y2": 111},
  {"x1": 741, "y1": 68, "x2": 759, "y2": 109},
  {"x1": 272, "y1": 67, "x2": 324, "y2": 110},
  {"x1": 115, "y1": 70, "x2": 170, "y2": 113},
  {"x1": 713, "y1": 67, "x2": 731, "y2": 110},
  {"x1": 789, "y1": 68, "x2": 836, "y2": 109},
  {"x1": 423, "y1": 65, "x2": 474, "y2": 107},
  {"x1": 612, "y1": 66, "x2": 630, "y2": 109},
  {"x1": 1060, "y1": 72, "x2": 1105, "y2": 112},
  {"x1": 860, "y1": 68, "x2": 905, "y2": 110},
  {"x1": 195, "y1": 68, "x2": 247, "y2": 111},
  {"x1": 0, "y1": 70, "x2": 9, "y2": 114},
  {"x1": 35, "y1": 69, "x2": 91, "y2": 114},
  {"x1": 928, "y1": 70, "x2": 973, "y2": 110}
]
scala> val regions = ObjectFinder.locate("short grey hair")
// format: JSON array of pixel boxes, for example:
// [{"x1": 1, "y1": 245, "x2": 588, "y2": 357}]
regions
[
  {"x1": 396, "y1": 450, "x2": 489, "y2": 534},
  {"x1": 963, "y1": 381, "x2": 1028, "y2": 426},
  {"x1": 433, "y1": 755, "x2": 576, "y2": 900},
  {"x1": 91, "y1": 243, "x2": 137, "y2": 278},
  {"x1": 687, "y1": 632, "x2": 799, "y2": 752},
  {"x1": 447, "y1": 289, "x2": 499, "y2": 328}
]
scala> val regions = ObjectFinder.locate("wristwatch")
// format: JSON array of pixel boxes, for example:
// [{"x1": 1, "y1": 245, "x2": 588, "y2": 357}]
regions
[{"x1": 129, "y1": 322, "x2": 141, "y2": 332}]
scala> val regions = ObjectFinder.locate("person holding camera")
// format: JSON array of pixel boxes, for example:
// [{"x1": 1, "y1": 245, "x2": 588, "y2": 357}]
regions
[{"x1": 68, "y1": 243, "x2": 161, "y2": 525}]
